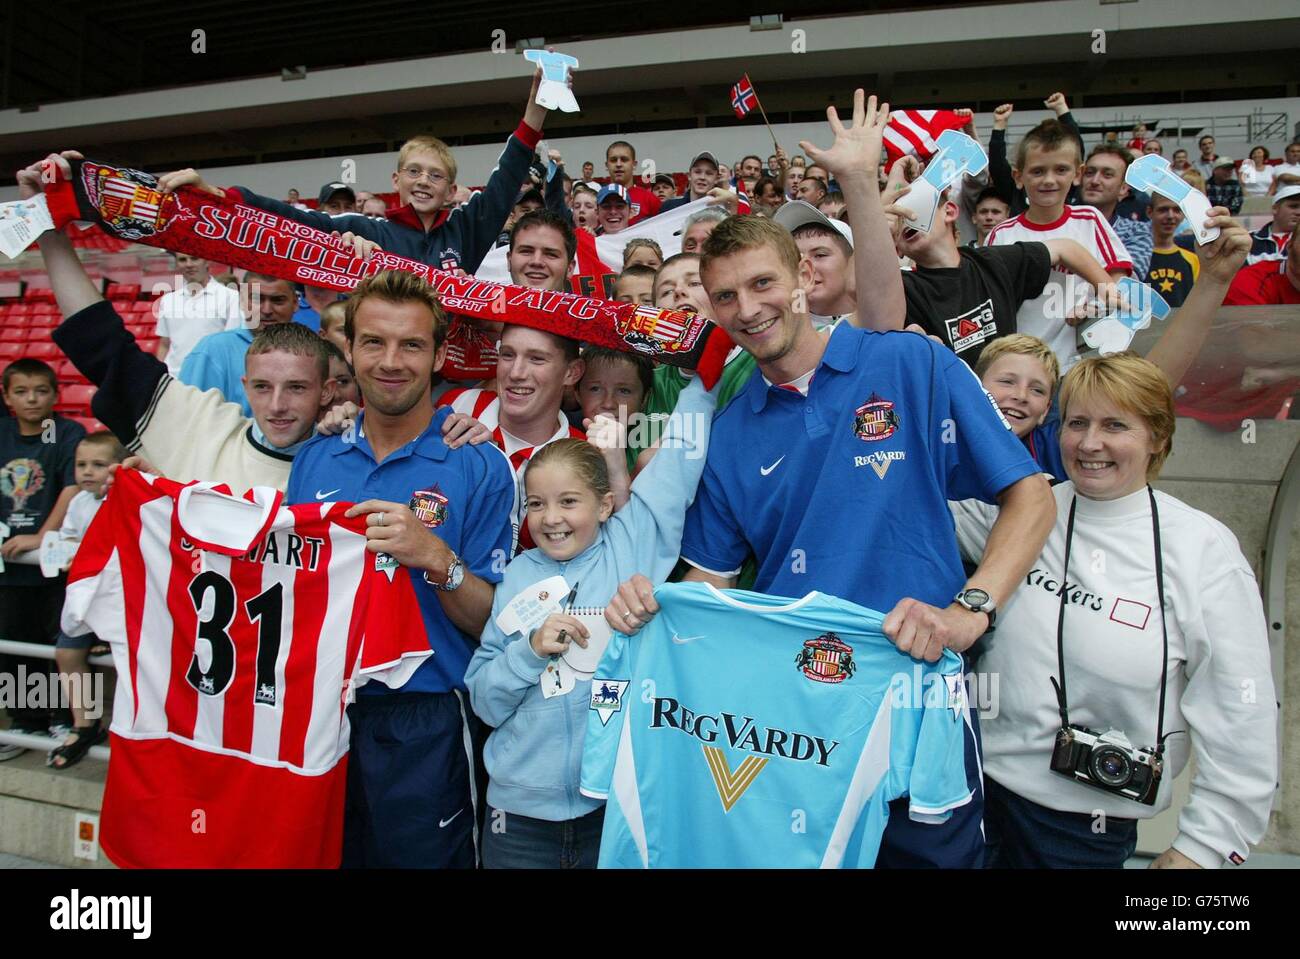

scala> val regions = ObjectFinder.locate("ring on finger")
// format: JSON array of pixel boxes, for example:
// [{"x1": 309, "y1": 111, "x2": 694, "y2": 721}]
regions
[{"x1": 376, "y1": 512, "x2": 385, "y2": 527}]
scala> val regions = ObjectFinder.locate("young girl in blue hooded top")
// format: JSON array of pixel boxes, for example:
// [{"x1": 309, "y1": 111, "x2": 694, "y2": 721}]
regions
[{"x1": 465, "y1": 376, "x2": 715, "y2": 868}]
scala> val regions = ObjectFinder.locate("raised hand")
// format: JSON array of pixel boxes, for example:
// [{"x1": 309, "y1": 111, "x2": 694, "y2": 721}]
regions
[
  {"x1": 992, "y1": 103, "x2": 1014, "y2": 131},
  {"x1": 1044, "y1": 92, "x2": 1069, "y2": 116},
  {"x1": 799, "y1": 89, "x2": 891, "y2": 184},
  {"x1": 1194, "y1": 210, "x2": 1250, "y2": 283}
]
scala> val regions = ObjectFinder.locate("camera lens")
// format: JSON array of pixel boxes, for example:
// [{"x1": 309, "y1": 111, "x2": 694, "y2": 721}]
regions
[{"x1": 1090, "y1": 746, "x2": 1133, "y2": 788}]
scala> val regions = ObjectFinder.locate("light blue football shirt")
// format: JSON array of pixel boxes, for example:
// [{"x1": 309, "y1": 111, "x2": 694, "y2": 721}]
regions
[{"x1": 580, "y1": 582, "x2": 974, "y2": 869}]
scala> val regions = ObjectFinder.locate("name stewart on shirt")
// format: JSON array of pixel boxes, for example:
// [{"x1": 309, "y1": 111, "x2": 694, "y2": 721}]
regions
[{"x1": 180, "y1": 532, "x2": 325, "y2": 572}]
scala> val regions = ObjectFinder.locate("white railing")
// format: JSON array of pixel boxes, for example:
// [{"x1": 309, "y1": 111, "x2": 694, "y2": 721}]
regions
[{"x1": 0, "y1": 639, "x2": 112, "y2": 762}]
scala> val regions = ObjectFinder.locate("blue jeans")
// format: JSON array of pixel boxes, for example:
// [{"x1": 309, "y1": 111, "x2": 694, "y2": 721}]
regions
[
  {"x1": 984, "y1": 776, "x2": 1138, "y2": 868},
  {"x1": 483, "y1": 806, "x2": 605, "y2": 869}
]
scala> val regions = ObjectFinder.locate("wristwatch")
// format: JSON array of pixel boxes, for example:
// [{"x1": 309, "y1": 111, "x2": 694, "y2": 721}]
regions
[
  {"x1": 954, "y1": 588, "x2": 996, "y2": 628},
  {"x1": 424, "y1": 554, "x2": 465, "y2": 592}
]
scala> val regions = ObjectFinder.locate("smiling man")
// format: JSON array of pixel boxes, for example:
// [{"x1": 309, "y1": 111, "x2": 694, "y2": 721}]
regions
[
  {"x1": 1079, "y1": 145, "x2": 1153, "y2": 278},
  {"x1": 439, "y1": 209, "x2": 585, "y2": 552},
  {"x1": 607, "y1": 213, "x2": 1056, "y2": 869},
  {"x1": 595, "y1": 184, "x2": 632, "y2": 235},
  {"x1": 286, "y1": 269, "x2": 515, "y2": 868}
]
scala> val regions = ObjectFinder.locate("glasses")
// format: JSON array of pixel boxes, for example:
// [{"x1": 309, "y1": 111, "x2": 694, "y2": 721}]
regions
[{"x1": 400, "y1": 166, "x2": 449, "y2": 185}]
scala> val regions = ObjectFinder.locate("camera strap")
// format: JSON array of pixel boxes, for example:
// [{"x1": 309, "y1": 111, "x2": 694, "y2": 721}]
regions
[{"x1": 1051, "y1": 486, "x2": 1170, "y2": 757}]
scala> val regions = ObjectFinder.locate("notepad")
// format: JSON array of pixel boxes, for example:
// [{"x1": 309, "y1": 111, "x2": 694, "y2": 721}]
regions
[{"x1": 561, "y1": 611, "x2": 613, "y2": 674}]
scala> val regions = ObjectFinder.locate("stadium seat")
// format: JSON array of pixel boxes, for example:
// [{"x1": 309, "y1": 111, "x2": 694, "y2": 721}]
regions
[
  {"x1": 28, "y1": 313, "x2": 61, "y2": 329},
  {"x1": 24, "y1": 288, "x2": 56, "y2": 303},
  {"x1": 105, "y1": 283, "x2": 142, "y2": 300},
  {"x1": 70, "y1": 416, "x2": 106, "y2": 434},
  {"x1": 0, "y1": 327, "x2": 28, "y2": 342},
  {"x1": 0, "y1": 343, "x2": 23, "y2": 361},
  {"x1": 8, "y1": 303, "x2": 32, "y2": 317},
  {"x1": 131, "y1": 300, "x2": 155, "y2": 313},
  {"x1": 58, "y1": 382, "x2": 97, "y2": 409},
  {"x1": 23, "y1": 341, "x2": 61, "y2": 359},
  {"x1": 137, "y1": 337, "x2": 160, "y2": 353}
]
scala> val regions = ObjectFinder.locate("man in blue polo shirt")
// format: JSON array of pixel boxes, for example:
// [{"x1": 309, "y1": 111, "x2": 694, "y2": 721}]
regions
[
  {"x1": 606, "y1": 93, "x2": 1056, "y2": 868},
  {"x1": 286, "y1": 269, "x2": 514, "y2": 868}
]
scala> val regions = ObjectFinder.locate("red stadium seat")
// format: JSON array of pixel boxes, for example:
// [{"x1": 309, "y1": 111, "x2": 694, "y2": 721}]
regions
[
  {"x1": 0, "y1": 343, "x2": 23, "y2": 361},
  {"x1": 137, "y1": 337, "x2": 160, "y2": 353},
  {"x1": 8, "y1": 303, "x2": 32, "y2": 317},
  {"x1": 31, "y1": 301, "x2": 59, "y2": 314},
  {"x1": 132, "y1": 300, "x2": 155, "y2": 313},
  {"x1": 55, "y1": 358, "x2": 83, "y2": 380},
  {"x1": 105, "y1": 283, "x2": 142, "y2": 300},
  {"x1": 58, "y1": 383, "x2": 97, "y2": 408},
  {"x1": 23, "y1": 342, "x2": 61, "y2": 359},
  {"x1": 27, "y1": 313, "x2": 60, "y2": 329},
  {"x1": 24, "y1": 288, "x2": 56, "y2": 303},
  {"x1": 70, "y1": 416, "x2": 106, "y2": 434},
  {"x1": 0, "y1": 327, "x2": 28, "y2": 342}
]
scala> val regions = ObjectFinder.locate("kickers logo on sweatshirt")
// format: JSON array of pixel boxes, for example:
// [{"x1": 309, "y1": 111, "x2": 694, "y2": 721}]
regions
[{"x1": 651, "y1": 696, "x2": 841, "y2": 813}]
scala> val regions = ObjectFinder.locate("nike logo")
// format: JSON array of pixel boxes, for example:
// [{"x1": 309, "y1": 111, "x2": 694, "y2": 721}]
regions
[
  {"x1": 315, "y1": 488, "x2": 341, "y2": 500},
  {"x1": 672, "y1": 633, "x2": 706, "y2": 644},
  {"x1": 439, "y1": 808, "x2": 464, "y2": 828},
  {"x1": 759, "y1": 456, "x2": 785, "y2": 476}
]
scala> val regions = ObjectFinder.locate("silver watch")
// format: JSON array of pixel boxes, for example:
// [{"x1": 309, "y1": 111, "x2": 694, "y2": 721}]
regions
[
  {"x1": 424, "y1": 555, "x2": 465, "y2": 592},
  {"x1": 954, "y1": 587, "x2": 996, "y2": 628}
]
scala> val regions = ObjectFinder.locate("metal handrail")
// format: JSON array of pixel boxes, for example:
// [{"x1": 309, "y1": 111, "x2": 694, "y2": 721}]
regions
[{"x1": 0, "y1": 639, "x2": 114, "y2": 760}]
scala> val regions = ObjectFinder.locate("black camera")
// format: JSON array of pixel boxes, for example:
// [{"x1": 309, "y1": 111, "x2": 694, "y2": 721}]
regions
[{"x1": 1049, "y1": 725, "x2": 1163, "y2": 805}]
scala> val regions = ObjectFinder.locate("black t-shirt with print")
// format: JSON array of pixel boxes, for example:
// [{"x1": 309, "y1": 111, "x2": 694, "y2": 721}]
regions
[
  {"x1": 0, "y1": 415, "x2": 85, "y2": 586},
  {"x1": 903, "y1": 242, "x2": 1052, "y2": 368}
]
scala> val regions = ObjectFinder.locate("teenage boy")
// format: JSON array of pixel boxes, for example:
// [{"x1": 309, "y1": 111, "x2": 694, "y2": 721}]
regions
[
  {"x1": 159, "y1": 70, "x2": 558, "y2": 275},
  {"x1": 0, "y1": 360, "x2": 85, "y2": 756},
  {"x1": 1147, "y1": 194, "x2": 1199, "y2": 307},
  {"x1": 603, "y1": 140, "x2": 662, "y2": 224}
]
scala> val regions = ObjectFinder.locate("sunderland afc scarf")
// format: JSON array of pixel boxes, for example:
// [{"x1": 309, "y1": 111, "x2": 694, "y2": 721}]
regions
[{"x1": 34, "y1": 157, "x2": 733, "y2": 386}]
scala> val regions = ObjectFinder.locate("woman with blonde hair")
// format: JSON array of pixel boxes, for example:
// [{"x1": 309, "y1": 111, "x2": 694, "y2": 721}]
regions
[{"x1": 953, "y1": 352, "x2": 1278, "y2": 869}]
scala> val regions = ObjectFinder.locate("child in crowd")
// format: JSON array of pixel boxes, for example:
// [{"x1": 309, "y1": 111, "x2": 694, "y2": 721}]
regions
[
  {"x1": 465, "y1": 374, "x2": 716, "y2": 869},
  {"x1": 974, "y1": 335, "x2": 1065, "y2": 482},
  {"x1": 318, "y1": 300, "x2": 349, "y2": 354},
  {"x1": 49, "y1": 431, "x2": 127, "y2": 769},
  {"x1": 0, "y1": 360, "x2": 86, "y2": 759},
  {"x1": 621, "y1": 238, "x2": 664, "y2": 271},
  {"x1": 576, "y1": 346, "x2": 654, "y2": 495},
  {"x1": 612, "y1": 265, "x2": 656, "y2": 306},
  {"x1": 986, "y1": 118, "x2": 1132, "y2": 372},
  {"x1": 320, "y1": 340, "x2": 360, "y2": 409}
]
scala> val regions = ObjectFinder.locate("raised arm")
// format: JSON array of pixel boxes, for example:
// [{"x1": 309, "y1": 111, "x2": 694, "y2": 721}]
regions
[
  {"x1": 1143, "y1": 211, "x2": 1249, "y2": 386},
  {"x1": 801, "y1": 90, "x2": 905, "y2": 331}
]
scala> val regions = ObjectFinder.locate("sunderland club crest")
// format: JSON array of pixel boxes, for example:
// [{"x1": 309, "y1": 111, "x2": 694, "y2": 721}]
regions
[
  {"x1": 795, "y1": 633, "x2": 855, "y2": 684},
  {"x1": 854, "y1": 393, "x2": 900, "y2": 442},
  {"x1": 79, "y1": 162, "x2": 174, "y2": 241},
  {"x1": 615, "y1": 305, "x2": 703, "y2": 356},
  {"x1": 409, "y1": 486, "x2": 449, "y2": 529}
]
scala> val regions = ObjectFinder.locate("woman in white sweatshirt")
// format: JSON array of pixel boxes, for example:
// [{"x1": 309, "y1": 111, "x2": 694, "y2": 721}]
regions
[{"x1": 952, "y1": 353, "x2": 1277, "y2": 869}]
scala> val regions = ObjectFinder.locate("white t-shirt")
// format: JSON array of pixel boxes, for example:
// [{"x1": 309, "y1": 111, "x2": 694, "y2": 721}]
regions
[
  {"x1": 985, "y1": 206, "x2": 1131, "y2": 371},
  {"x1": 153, "y1": 278, "x2": 245, "y2": 375},
  {"x1": 1238, "y1": 162, "x2": 1274, "y2": 197},
  {"x1": 58, "y1": 489, "x2": 105, "y2": 543},
  {"x1": 1272, "y1": 161, "x2": 1300, "y2": 182}
]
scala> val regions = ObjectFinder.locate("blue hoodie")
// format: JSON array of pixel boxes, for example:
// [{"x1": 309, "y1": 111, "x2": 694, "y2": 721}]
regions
[{"x1": 465, "y1": 378, "x2": 716, "y2": 822}]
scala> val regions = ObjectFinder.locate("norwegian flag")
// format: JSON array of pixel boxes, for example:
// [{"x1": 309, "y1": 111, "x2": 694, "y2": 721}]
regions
[
  {"x1": 881, "y1": 109, "x2": 969, "y2": 167},
  {"x1": 731, "y1": 76, "x2": 758, "y2": 118}
]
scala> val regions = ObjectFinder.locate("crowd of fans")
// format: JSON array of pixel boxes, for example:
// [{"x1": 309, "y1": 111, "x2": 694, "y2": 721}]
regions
[{"x1": 0, "y1": 70, "x2": 1292, "y2": 871}]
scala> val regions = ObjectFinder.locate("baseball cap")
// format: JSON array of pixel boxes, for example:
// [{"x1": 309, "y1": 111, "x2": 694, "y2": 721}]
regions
[
  {"x1": 597, "y1": 184, "x2": 630, "y2": 206},
  {"x1": 689, "y1": 151, "x2": 720, "y2": 170},
  {"x1": 514, "y1": 187, "x2": 544, "y2": 207},
  {"x1": 318, "y1": 182, "x2": 356, "y2": 205},
  {"x1": 653, "y1": 172, "x2": 676, "y2": 187},
  {"x1": 1273, "y1": 183, "x2": 1300, "y2": 204},
  {"x1": 773, "y1": 200, "x2": 854, "y2": 250},
  {"x1": 1212, "y1": 157, "x2": 1235, "y2": 169}
]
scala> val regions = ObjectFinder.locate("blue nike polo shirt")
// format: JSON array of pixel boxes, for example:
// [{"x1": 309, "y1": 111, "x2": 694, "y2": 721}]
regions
[
  {"x1": 681, "y1": 323, "x2": 1040, "y2": 613},
  {"x1": 286, "y1": 405, "x2": 515, "y2": 693}
]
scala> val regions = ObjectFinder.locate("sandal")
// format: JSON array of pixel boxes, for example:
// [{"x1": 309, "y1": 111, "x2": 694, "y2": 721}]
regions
[{"x1": 46, "y1": 721, "x2": 106, "y2": 770}]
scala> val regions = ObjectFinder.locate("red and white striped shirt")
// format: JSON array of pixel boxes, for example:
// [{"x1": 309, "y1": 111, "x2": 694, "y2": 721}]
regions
[
  {"x1": 61, "y1": 469, "x2": 431, "y2": 868},
  {"x1": 438, "y1": 388, "x2": 584, "y2": 552},
  {"x1": 985, "y1": 206, "x2": 1132, "y2": 370}
]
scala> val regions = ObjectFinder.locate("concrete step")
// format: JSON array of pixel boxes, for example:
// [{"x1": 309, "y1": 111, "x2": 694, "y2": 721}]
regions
[{"x1": 0, "y1": 731, "x2": 114, "y2": 869}]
